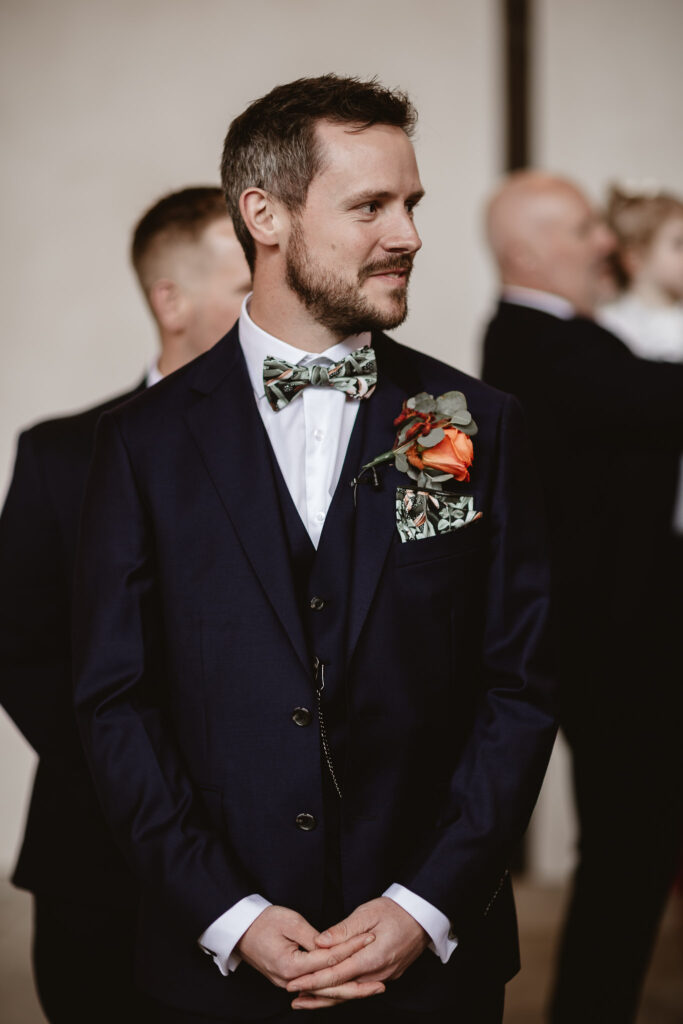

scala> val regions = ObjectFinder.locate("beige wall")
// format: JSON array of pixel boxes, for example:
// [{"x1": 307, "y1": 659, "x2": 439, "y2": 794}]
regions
[
  {"x1": 529, "y1": 0, "x2": 683, "y2": 882},
  {"x1": 3, "y1": 0, "x2": 679, "y2": 884},
  {"x1": 0, "y1": 0, "x2": 500, "y2": 873},
  {"x1": 535, "y1": 0, "x2": 683, "y2": 197}
]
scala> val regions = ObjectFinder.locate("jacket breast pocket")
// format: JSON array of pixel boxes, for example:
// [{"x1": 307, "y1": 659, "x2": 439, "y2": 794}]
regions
[{"x1": 394, "y1": 515, "x2": 485, "y2": 568}]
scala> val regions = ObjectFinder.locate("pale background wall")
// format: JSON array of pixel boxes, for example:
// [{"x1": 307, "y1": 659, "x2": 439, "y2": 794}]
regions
[
  {"x1": 1, "y1": 0, "x2": 682, "y2": 885},
  {"x1": 0, "y1": 0, "x2": 501, "y2": 875},
  {"x1": 528, "y1": 0, "x2": 683, "y2": 883}
]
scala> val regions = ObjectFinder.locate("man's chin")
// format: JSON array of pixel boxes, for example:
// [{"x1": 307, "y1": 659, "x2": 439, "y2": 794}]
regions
[
  {"x1": 356, "y1": 287, "x2": 408, "y2": 329},
  {"x1": 371, "y1": 299, "x2": 408, "y2": 331}
]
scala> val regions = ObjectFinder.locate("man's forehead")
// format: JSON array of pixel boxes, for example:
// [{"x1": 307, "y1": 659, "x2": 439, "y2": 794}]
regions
[
  {"x1": 314, "y1": 119, "x2": 414, "y2": 160},
  {"x1": 311, "y1": 119, "x2": 421, "y2": 191}
]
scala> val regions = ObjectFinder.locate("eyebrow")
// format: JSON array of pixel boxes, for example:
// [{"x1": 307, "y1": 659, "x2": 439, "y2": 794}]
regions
[{"x1": 344, "y1": 188, "x2": 426, "y2": 207}]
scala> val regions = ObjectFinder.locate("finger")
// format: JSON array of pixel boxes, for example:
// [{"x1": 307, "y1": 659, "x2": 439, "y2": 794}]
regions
[
  {"x1": 284, "y1": 915, "x2": 320, "y2": 953},
  {"x1": 292, "y1": 981, "x2": 385, "y2": 1007},
  {"x1": 292, "y1": 995, "x2": 343, "y2": 1009},
  {"x1": 286, "y1": 947, "x2": 376, "y2": 992},
  {"x1": 291, "y1": 931, "x2": 374, "y2": 974},
  {"x1": 315, "y1": 907, "x2": 374, "y2": 948}
]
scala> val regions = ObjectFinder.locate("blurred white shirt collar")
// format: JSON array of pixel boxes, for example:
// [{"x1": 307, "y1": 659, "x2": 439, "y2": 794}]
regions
[{"x1": 502, "y1": 285, "x2": 575, "y2": 320}]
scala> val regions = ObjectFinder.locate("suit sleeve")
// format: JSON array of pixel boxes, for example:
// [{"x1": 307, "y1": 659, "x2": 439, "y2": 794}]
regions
[
  {"x1": 0, "y1": 430, "x2": 75, "y2": 754},
  {"x1": 72, "y1": 412, "x2": 251, "y2": 938},
  {"x1": 397, "y1": 394, "x2": 557, "y2": 930}
]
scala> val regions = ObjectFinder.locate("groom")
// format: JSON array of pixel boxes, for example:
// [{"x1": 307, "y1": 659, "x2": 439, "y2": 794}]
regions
[{"x1": 73, "y1": 75, "x2": 556, "y2": 1022}]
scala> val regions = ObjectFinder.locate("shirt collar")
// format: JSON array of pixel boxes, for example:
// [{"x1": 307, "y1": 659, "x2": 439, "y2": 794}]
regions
[
  {"x1": 146, "y1": 361, "x2": 163, "y2": 388},
  {"x1": 502, "y1": 285, "x2": 576, "y2": 320},
  {"x1": 238, "y1": 292, "x2": 371, "y2": 399}
]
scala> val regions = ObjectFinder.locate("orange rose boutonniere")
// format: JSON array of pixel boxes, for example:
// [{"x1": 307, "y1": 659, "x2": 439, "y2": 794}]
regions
[{"x1": 355, "y1": 391, "x2": 478, "y2": 494}]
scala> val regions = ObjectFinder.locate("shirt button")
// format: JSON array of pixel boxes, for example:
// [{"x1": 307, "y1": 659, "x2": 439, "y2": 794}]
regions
[
  {"x1": 295, "y1": 812, "x2": 317, "y2": 831},
  {"x1": 292, "y1": 707, "x2": 312, "y2": 727},
  {"x1": 309, "y1": 596, "x2": 325, "y2": 611},
  {"x1": 315, "y1": 512, "x2": 325, "y2": 524},
  {"x1": 313, "y1": 429, "x2": 325, "y2": 442}
]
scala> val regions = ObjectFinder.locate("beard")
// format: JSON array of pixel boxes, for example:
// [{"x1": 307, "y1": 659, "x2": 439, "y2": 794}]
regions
[{"x1": 285, "y1": 218, "x2": 413, "y2": 337}]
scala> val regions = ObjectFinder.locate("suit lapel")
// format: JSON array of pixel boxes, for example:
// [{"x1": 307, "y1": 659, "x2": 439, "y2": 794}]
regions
[
  {"x1": 345, "y1": 334, "x2": 413, "y2": 664},
  {"x1": 184, "y1": 327, "x2": 309, "y2": 672}
]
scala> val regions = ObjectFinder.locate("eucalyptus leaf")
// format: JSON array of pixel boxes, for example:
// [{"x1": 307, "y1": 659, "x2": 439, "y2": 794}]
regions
[
  {"x1": 451, "y1": 410, "x2": 472, "y2": 426},
  {"x1": 412, "y1": 392, "x2": 436, "y2": 414},
  {"x1": 455, "y1": 421, "x2": 477, "y2": 437},
  {"x1": 419, "y1": 427, "x2": 445, "y2": 448},
  {"x1": 395, "y1": 452, "x2": 409, "y2": 473},
  {"x1": 435, "y1": 391, "x2": 466, "y2": 417},
  {"x1": 396, "y1": 422, "x2": 413, "y2": 445}
]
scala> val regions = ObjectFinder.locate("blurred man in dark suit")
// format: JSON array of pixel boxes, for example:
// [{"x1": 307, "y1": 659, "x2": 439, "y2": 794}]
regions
[
  {"x1": 0, "y1": 185, "x2": 250, "y2": 1023},
  {"x1": 482, "y1": 171, "x2": 683, "y2": 1024}
]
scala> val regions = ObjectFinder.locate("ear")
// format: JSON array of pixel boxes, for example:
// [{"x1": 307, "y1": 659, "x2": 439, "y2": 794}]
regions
[
  {"x1": 148, "y1": 279, "x2": 188, "y2": 333},
  {"x1": 239, "y1": 187, "x2": 287, "y2": 252},
  {"x1": 508, "y1": 238, "x2": 540, "y2": 274}
]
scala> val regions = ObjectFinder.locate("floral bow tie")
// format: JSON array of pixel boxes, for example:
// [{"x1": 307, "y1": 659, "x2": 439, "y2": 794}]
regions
[{"x1": 263, "y1": 346, "x2": 377, "y2": 411}]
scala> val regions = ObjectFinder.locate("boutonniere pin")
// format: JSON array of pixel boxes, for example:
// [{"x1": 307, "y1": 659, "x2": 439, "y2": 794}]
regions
[{"x1": 352, "y1": 391, "x2": 478, "y2": 500}]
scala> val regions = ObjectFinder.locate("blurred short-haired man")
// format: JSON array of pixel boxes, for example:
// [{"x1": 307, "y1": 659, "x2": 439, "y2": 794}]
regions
[
  {"x1": 482, "y1": 171, "x2": 683, "y2": 1023},
  {"x1": 0, "y1": 186, "x2": 250, "y2": 1023}
]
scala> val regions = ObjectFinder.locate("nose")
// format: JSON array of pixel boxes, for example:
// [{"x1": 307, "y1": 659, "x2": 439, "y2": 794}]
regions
[{"x1": 382, "y1": 209, "x2": 422, "y2": 255}]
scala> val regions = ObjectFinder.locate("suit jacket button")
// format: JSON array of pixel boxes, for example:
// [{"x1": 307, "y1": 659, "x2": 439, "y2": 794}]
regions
[
  {"x1": 292, "y1": 707, "x2": 312, "y2": 727},
  {"x1": 295, "y1": 812, "x2": 317, "y2": 831},
  {"x1": 309, "y1": 596, "x2": 326, "y2": 610}
]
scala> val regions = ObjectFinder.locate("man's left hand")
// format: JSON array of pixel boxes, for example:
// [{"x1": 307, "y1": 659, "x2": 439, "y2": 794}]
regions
[{"x1": 286, "y1": 897, "x2": 429, "y2": 1010}]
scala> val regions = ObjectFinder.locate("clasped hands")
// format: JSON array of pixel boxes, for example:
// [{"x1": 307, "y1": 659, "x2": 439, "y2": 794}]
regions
[{"x1": 237, "y1": 897, "x2": 429, "y2": 1010}]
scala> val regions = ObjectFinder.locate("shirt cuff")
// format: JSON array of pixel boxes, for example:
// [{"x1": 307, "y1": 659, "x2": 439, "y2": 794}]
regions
[
  {"x1": 198, "y1": 894, "x2": 272, "y2": 976},
  {"x1": 383, "y1": 883, "x2": 458, "y2": 964}
]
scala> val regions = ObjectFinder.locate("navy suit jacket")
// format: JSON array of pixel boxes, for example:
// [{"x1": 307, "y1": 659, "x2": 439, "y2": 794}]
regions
[
  {"x1": 73, "y1": 325, "x2": 556, "y2": 1017},
  {"x1": 482, "y1": 302, "x2": 683, "y2": 739},
  {"x1": 0, "y1": 385, "x2": 142, "y2": 902}
]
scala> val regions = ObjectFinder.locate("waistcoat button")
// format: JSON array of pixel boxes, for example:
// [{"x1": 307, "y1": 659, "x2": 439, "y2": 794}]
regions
[
  {"x1": 292, "y1": 707, "x2": 312, "y2": 727},
  {"x1": 309, "y1": 596, "x2": 325, "y2": 610},
  {"x1": 295, "y1": 812, "x2": 317, "y2": 831}
]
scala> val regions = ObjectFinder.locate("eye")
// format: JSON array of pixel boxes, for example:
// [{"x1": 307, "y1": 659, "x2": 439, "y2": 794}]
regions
[{"x1": 360, "y1": 201, "x2": 379, "y2": 214}]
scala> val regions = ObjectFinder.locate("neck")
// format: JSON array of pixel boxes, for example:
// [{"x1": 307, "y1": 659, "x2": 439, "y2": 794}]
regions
[
  {"x1": 157, "y1": 333, "x2": 198, "y2": 376},
  {"x1": 249, "y1": 272, "x2": 344, "y2": 354},
  {"x1": 631, "y1": 279, "x2": 680, "y2": 309}
]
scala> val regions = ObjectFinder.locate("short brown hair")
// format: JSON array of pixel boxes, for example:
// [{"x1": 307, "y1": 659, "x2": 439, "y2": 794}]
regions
[
  {"x1": 221, "y1": 74, "x2": 417, "y2": 271},
  {"x1": 131, "y1": 186, "x2": 229, "y2": 288},
  {"x1": 607, "y1": 184, "x2": 683, "y2": 286}
]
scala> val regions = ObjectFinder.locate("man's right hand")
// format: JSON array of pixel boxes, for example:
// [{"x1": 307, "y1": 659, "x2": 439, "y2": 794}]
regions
[{"x1": 237, "y1": 905, "x2": 383, "y2": 1000}]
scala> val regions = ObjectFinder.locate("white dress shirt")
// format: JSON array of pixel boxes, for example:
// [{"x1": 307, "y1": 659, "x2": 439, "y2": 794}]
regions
[
  {"x1": 198, "y1": 295, "x2": 457, "y2": 974},
  {"x1": 599, "y1": 294, "x2": 683, "y2": 363},
  {"x1": 146, "y1": 362, "x2": 163, "y2": 388}
]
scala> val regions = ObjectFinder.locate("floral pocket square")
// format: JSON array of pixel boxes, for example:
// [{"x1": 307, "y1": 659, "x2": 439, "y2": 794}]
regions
[{"x1": 395, "y1": 487, "x2": 482, "y2": 543}]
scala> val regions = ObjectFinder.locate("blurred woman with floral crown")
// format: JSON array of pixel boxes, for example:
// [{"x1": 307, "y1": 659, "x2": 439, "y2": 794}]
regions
[{"x1": 600, "y1": 184, "x2": 683, "y2": 533}]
